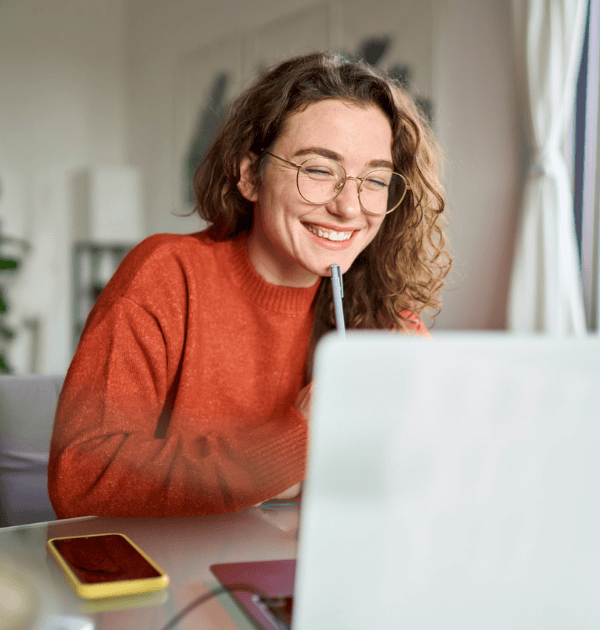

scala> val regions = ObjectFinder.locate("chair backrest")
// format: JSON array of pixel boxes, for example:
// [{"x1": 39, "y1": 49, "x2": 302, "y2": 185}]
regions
[{"x1": 0, "y1": 374, "x2": 64, "y2": 527}]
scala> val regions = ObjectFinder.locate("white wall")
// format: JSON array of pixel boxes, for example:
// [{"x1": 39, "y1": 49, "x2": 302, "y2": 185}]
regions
[
  {"x1": 0, "y1": 0, "x2": 520, "y2": 373},
  {"x1": 0, "y1": 0, "x2": 130, "y2": 374},
  {"x1": 432, "y1": 0, "x2": 519, "y2": 331},
  {"x1": 126, "y1": 0, "x2": 340, "y2": 238},
  {"x1": 126, "y1": 0, "x2": 519, "y2": 332}
]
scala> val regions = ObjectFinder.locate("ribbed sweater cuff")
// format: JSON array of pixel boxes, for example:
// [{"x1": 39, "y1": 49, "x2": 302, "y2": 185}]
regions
[{"x1": 241, "y1": 406, "x2": 308, "y2": 497}]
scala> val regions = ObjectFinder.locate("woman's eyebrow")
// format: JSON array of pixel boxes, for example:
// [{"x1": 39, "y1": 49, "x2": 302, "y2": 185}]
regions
[
  {"x1": 293, "y1": 147, "x2": 393, "y2": 170},
  {"x1": 368, "y1": 159, "x2": 394, "y2": 169},
  {"x1": 293, "y1": 147, "x2": 341, "y2": 161}
]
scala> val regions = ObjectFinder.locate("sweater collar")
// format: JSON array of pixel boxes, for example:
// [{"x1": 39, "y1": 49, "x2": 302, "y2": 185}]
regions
[{"x1": 223, "y1": 233, "x2": 321, "y2": 314}]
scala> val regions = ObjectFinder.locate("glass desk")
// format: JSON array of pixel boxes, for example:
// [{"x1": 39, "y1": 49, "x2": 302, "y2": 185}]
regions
[{"x1": 0, "y1": 506, "x2": 300, "y2": 629}]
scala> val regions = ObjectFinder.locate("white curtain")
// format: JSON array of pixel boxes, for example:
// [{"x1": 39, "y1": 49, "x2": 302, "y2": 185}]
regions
[{"x1": 507, "y1": 0, "x2": 588, "y2": 334}]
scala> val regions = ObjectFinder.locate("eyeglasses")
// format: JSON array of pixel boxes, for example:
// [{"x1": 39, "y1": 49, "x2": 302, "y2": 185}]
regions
[{"x1": 263, "y1": 151, "x2": 409, "y2": 215}]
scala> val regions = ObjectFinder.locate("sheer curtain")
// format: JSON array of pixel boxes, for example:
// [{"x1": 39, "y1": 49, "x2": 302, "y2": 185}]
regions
[{"x1": 507, "y1": 0, "x2": 588, "y2": 334}]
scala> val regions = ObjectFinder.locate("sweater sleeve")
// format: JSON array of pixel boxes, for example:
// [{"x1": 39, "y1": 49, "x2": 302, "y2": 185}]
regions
[{"x1": 48, "y1": 254, "x2": 308, "y2": 519}]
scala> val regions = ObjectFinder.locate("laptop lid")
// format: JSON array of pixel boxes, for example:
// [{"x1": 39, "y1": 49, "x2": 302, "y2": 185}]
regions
[{"x1": 293, "y1": 332, "x2": 600, "y2": 630}]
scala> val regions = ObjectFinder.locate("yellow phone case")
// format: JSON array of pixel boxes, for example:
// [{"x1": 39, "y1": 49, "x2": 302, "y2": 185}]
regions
[{"x1": 46, "y1": 533, "x2": 169, "y2": 600}]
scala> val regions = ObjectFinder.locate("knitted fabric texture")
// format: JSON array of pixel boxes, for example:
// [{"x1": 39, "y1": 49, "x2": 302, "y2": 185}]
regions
[{"x1": 48, "y1": 230, "x2": 427, "y2": 518}]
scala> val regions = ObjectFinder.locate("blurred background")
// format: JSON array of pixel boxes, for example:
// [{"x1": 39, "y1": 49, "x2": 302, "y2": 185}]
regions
[{"x1": 0, "y1": 0, "x2": 597, "y2": 375}]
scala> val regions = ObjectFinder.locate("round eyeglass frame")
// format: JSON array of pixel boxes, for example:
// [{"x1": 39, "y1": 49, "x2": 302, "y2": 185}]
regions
[{"x1": 262, "y1": 151, "x2": 410, "y2": 215}]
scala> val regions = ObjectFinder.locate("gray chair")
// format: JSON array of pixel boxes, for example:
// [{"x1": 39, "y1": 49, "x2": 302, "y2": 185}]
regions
[{"x1": 0, "y1": 374, "x2": 64, "y2": 527}]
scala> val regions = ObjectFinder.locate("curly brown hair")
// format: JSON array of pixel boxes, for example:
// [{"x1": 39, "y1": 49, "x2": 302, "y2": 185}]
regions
[{"x1": 193, "y1": 51, "x2": 451, "y2": 364}]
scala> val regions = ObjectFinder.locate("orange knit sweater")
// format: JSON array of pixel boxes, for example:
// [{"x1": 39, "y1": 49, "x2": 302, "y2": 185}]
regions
[
  {"x1": 49, "y1": 231, "x2": 320, "y2": 518},
  {"x1": 48, "y1": 230, "x2": 428, "y2": 518}
]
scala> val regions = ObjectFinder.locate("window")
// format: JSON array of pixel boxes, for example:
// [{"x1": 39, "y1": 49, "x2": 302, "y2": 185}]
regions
[{"x1": 572, "y1": 0, "x2": 600, "y2": 331}]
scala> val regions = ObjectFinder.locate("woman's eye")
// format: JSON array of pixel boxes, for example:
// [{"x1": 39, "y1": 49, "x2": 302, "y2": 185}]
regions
[
  {"x1": 365, "y1": 177, "x2": 388, "y2": 189},
  {"x1": 304, "y1": 166, "x2": 335, "y2": 178}
]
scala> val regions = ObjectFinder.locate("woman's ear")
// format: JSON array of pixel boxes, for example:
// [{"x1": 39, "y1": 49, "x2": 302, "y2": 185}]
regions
[{"x1": 237, "y1": 154, "x2": 259, "y2": 202}]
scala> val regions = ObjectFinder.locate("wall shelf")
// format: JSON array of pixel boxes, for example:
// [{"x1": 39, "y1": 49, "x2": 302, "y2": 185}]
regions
[{"x1": 72, "y1": 242, "x2": 134, "y2": 353}]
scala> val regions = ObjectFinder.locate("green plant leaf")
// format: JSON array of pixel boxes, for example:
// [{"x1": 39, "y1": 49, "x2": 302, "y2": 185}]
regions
[
  {"x1": 0, "y1": 287, "x2": 7, "y2": 312},
  {"x1": 0, "y1": 258, "x2": 19, "y2": 270},
  {"x1": 0, "y1": 323, "x2": 15, "y2": 340}
]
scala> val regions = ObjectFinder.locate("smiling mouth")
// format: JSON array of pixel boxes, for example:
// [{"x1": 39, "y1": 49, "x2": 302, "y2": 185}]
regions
[{"x1": 302, "y1": 223, "x2": 355, "y2": 242}]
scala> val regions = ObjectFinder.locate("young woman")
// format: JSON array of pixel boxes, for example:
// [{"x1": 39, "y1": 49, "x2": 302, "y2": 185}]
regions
[{"x1": 48, "y1": 52, "x2": 451, "y2": 518}]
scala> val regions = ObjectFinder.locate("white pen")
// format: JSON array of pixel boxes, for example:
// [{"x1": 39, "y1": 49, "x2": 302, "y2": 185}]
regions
[{"x1": 330, "y1": 264, "x2": 346, "y2": 337}]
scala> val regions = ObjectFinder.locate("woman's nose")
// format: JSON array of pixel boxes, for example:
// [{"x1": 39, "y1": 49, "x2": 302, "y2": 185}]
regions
[{"x1": 326, "y1": 177, "x2": 362, "y2": 219}]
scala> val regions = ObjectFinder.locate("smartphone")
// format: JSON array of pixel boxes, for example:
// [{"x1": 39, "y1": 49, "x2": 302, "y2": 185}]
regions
[{"x1": 46, "y1": 533, "x2": 169, "y2": 600}]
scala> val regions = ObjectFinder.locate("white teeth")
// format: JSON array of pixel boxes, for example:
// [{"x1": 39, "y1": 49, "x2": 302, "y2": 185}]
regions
[{"x1": 305, "y1": 224, "x2": 352, "y2": 242}]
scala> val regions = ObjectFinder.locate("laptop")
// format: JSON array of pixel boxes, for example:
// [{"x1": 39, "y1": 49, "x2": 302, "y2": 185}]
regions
[{"x1": 212, "y1": 332, "x2": 600, "y2": 630}]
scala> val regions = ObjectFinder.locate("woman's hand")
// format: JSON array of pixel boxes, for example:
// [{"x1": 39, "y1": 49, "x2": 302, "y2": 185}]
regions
[{"x1": 272, "y1": 482, "x2": 302, "y2": 500}]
